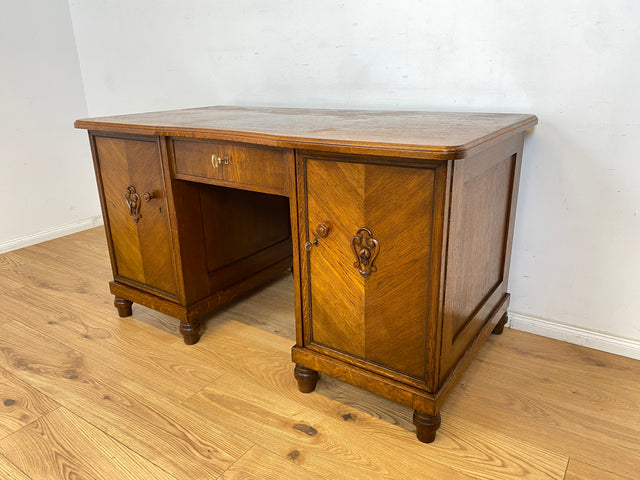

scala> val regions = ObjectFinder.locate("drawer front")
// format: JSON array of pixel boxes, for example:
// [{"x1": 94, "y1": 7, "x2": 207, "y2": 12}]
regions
[
  {"x1": 172, "y1": 139, "x2": 287, "y2": 192},
  {"x1": 94, "y1": 135, "x2": 179, "y2": 299}
]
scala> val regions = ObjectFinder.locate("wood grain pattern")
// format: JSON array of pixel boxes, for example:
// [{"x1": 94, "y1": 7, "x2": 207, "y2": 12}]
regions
[
  {"x1": 303, "y1": 156, "x2": 438, "y2": 382},
  {"x1": 0, "y1": 367, "x2": 58, "y2": 440},
  {"x1": 79, "y1": 107, "x2": 537, "y2": 439},
  {"x1": 0, "y1": 321, "x2": 251, "y2": 479},
  {"x1": 2, "y1": 229, "x2": 640, "y2": 478},
  {"x1": 198, "y1": 185, "x2": 291, "y2": 288},
  {"x1": 76, "y1": 106, "x2": 538, "y2": 160},
  {"x1": 173, "y1": 138, "x2": 288, "y2": 194},
  {"x1": 89, "y1": 129, "x2": 295, "y2": 344},
  {"x1": 563, "y1": 459, "x2": 635, "y2": 480},
  {"x1": 173, "y1": 320, "x2": 567, "y2": 480},
  {"x1": 185, "y1": 373, "x2": 474, "y2": 480},
  {"x1": 1, "y1": 286, "x2": 224, "y2": 402},
  {"x1": 0, "y1": 407, "x2": 177, "y2": 480},
  {"x1": 441, "y1": 136, "x2": 523, "y2": 383},
  {"x1": 94, "y1": 134, "x2": 179, "y2": 298},
  {"x1": 220, "y1": 445, "x2": 325, "y2": 480},
  {"x1": 305, "y1": 158, "x2": 366, "y2": 356},
  {"x1": 450, "y1": 155, "x2": 514, "y2": 337},
  {"x1": 0, "y1": 272, "x2": 23, "y2": 293},
  {"x1": 442, "y1": 335, "x2": 640, "y2": 477},
  {"x1": 0, "y1": 455, "x2": 30, "y2": 480}
]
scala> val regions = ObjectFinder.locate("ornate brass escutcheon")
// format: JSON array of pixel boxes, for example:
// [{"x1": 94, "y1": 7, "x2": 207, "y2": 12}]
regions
[
  {"x1": 351, "y1": 227, "x2": 379, "y2": 277},
  {"x1": 125, "y1": 185, "x2": 155, "y2": 223},
  {"x1": 125, "y1": 185, "x2": 141, "y2": 223}
]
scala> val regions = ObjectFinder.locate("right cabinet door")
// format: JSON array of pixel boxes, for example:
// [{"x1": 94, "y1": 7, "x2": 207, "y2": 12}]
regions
[{"x1": 301, "y1": 155, "x2": 440, "y2": 385}]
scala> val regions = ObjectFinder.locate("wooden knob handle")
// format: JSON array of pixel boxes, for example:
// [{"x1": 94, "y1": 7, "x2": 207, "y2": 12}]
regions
[
  {"x1": 316, "y1": 224, "x2": 330, "y2": 238},
  {"x1": 142, "y1": 192, "x2": 155, "y2": 202}
]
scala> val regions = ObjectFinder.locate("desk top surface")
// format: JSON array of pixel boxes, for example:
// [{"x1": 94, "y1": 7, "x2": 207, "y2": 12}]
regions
[{"x1": 76, "y1": 106, "x2": 537, "y2": 160}]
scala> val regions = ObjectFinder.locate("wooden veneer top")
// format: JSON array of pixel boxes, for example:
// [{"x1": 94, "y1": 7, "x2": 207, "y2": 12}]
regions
[{"x1": 76, "y1": 106, "x2": 537, "y2": 160}]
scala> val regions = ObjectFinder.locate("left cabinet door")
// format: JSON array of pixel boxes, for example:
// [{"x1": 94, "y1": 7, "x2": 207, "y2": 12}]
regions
[{"x1": 92, "y1": 134, "x2": 179, "y2": 299}]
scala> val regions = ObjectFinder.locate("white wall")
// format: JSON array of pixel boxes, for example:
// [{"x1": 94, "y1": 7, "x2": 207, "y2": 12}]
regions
[
  {"x1": 0, "y1": 0, "x2": 100, "y2": 252},
  {"x1": 66, "y1": 1, "x2": 640, "y2": 351}
]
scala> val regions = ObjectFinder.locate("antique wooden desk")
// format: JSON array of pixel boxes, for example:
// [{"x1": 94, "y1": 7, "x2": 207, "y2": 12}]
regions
[{"x1": 75, "y1": 106, "x2": 537, "y2": 443}]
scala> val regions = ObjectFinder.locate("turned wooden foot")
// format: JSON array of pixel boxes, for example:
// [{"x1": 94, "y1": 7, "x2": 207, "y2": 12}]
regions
[
  {"x1": 114, "y1": 297, "x2": 132, "y2": 317},
  {"x1": 492, "y1": 312, "x2": 508, "y2": 335},
  {"x1": 413, "y1": 410, "x2": 441, "y2": 443},
  {"x1": 179, "y1": 320, "x2": 201, "y2": 345},
  {"x1": 294, "y1": 365, "x2": 319, "y2": 393}
]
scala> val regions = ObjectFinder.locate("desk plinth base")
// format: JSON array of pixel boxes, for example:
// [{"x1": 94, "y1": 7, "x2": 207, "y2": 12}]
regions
[
  {"x1": 291, "y1": 345, "x2": 443, "y2": 443},
  {"x1": 292, "y1": 306, "x2": 509, "y2": 443}
]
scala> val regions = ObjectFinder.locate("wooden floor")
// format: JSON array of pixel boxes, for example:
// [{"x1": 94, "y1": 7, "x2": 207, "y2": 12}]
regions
[{"x1": 0, "y1": 228, "x2": 638, "y2": 479}]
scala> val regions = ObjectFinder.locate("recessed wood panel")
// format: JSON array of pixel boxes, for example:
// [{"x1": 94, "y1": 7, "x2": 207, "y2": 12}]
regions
[
  {"x1": 364, "y1": 165, "x2": 434, "y2": 379},
  {"x1": 200, "y1": 186, "x2": 291, "y2": 274},
  {"x1": 305, "y1": 157, "x2": 434, "y2": 379},
  {"x1": 450, "y1": 155, "x2": 515, "y2": 340},
  {"x1": 95, "y1": 136, "x2": 178, "y2": 297},
  {"x1": 307, "y1": 159, "x2": 366, "y2": 357}
]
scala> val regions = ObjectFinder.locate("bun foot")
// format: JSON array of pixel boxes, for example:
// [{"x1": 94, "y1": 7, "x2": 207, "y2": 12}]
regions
[
  {"x1": 114, "y1": 297, "x2": 132, "y2": 317},
  {"x1": 413, "y1": 410, "x2": 441, "y2": 443},
  {"x1": 294, "y1": 365, "x2": 319, "y2": 393},
  {"x1": 180, "y1": 320, "x2": 201, "y2": 345},
  {"x1": 492, "y1": 313, "x2": 508, "y2": 335}
]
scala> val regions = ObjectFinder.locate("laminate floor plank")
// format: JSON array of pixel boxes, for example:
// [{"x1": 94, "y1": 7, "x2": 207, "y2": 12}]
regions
[
  {"x1": 184, "y1": 315, "x2": 420, "y2": 430},
  {"x1": 484, "y1": 329, "x2": 640, "y2": 391},
  {"x1": 442, "y1": 364, "x2": 640, "y2": 476},
  {"x1": 2, "y1": 286, "x2": 225, "y2": 402},
  {"x1": 5, "y1": 246, "x2": 105, "y2": 283},
  {"x1": 185, "y1": 373, "x2": 475, "y2": 480},
  {"x1": 0, "y1": 321, "x2": 253, "y2": 480},
  {"x1": 0, "y1": 273, "x2": 23, "y2": 293},
  {"x1": 0, "y1": 250, "x2": 26, "y2": 269},
  {"x1": 0, "y1": 365, "x2": 58, "y2": 440},
  {"x1": 177, "y1": 321, "x2": 567, "y2": 480},
  {"x1": 0, "y1": 454, "x2": 31, "y2": 480},
  {"x1": 465, "y1": 338, "x2": 640, "y2": 430},
  {"x1": 125, "y1": 304, "x2": 183, "y2": 340},
  {"x1": 221, "y1": 272, "x2": 297, "y2": 341},
  {"x1": 220, "y1": 445, "x2": 326, "y2": 480},
  {"x1": 563, "y1": 458, "x2": 636, "y2": 480},
  {"x1": 0, "y1": 407, "x2": 177, "y2": 480},
  {"x1": 1, "y1": 228, "x2": 639, "y2": 479},
  {"x1": 11, "y1": 229, "x2": 111, "y2": 277}
]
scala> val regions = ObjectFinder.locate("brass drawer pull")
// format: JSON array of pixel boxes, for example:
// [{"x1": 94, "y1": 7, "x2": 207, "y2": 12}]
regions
[{"x1": 211, "y1": 154, "x2": 231, "y2": 168}]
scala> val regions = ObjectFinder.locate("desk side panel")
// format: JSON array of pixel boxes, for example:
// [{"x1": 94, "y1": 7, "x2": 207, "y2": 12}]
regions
[{"x1": 439, "y1": 133, "x2": 525, "y2": 384}]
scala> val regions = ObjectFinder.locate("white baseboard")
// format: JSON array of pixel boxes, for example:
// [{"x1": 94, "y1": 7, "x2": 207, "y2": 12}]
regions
[
  {"x1": 508, "y1": 312, "x2": 640, "y2": 361},
  {"x1": 0, "y1": 216, "x2": 104, "y2": 254}
]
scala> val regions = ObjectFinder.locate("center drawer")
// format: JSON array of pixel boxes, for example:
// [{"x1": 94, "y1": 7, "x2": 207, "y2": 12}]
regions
[{"x1": 172, "y1": 138, "x2": 288, "y2": 193}]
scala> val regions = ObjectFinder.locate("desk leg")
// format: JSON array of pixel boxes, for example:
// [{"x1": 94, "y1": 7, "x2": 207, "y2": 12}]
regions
[
  {"x1": 179, "y1": 319, "x2": 201, "y2": 345},
  {"x1": 294, "y1": 365, "x2": 319, "y2": 393},
  {"x1": 491, "y1": 312, "x2": 508, "y2": 335},
  {"x1": 114, "y1": 297, "x2": 132, "y2": 317},
  {"x1": 413, "y1": 410, "x2": 441, "y2": 443}
]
